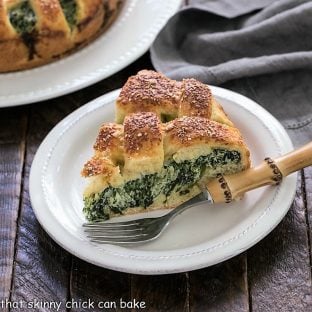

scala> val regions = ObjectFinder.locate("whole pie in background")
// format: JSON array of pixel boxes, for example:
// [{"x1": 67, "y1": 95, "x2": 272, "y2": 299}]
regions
[{"x1": 0, "y1": 0, "x2": 124, "y2": 72}]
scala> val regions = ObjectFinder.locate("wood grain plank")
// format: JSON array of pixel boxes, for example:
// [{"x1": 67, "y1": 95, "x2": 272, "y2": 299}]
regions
[
  {"x1": 0, "y1": 107, "x2": 28, "y2": 311},
  {"x1": 131, "y1": 273, "x2": 189, "y2": 312},
  {"x1": 189, "y1": 255, "x2": 249, "y2": 312},
  {"x1": 70, "y1": 260, "x2": 131, "y2": 312},
  {"x1": 10, "y1": 100, "x2": 78, "y2": 312},
  {"x1": 248, "y1": 172, "x2": 312, "y2": 312}
]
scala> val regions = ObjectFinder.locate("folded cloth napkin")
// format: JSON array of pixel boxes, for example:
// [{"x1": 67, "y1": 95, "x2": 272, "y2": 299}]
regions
[{"x1": 151, "y1": 0, "x2": 312, "y2": 145}]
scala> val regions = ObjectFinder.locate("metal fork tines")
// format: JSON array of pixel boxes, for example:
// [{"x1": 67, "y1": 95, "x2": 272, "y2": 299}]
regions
[
  {"x1": 83, "y1": 217, "x2": 167, "y2": 244},
  {"x1": 83, "y1": 192, "x2": 211, "y2": 245}
]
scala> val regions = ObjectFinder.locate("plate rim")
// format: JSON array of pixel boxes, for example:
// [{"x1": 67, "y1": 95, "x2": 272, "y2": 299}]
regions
[
  {"x1": 29, "y1": 87, "x2": 296, "y2": 275},
  {"x1": 0, "y1": 0, "x2": 182, "y2": 107}
]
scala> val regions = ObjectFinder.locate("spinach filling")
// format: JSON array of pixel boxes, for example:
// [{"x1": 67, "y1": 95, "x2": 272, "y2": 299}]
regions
[
  {"x1": 60, "y1": 0, "x2": 77, "y2": 29},
  {"x1": 9, "y1": 1, "x2": 37, "y2": 60},
  {"x1": 83, "y1": 149, "x2": 241, "y2": 221},
  {"x1": 9, "y1": 1, "x2": 36, "y2": 34}
]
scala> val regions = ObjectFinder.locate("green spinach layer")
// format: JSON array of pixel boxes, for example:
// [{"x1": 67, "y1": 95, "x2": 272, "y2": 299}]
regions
[
  {"x1": 83, "y1": 149, "x2": 241, "y2": 221},
  {"x1": 60, "y1": 0, "x2": 77, "y2": 29},
  {"x1": 9, "y1": 1, "x2": 36, "y2": 34}
]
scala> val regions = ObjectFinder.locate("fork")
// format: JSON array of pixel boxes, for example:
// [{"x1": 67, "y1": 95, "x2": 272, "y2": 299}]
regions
[
  {"x1": 83, "y1": 141, "x2": 312, "y2": 245},
  {"x1": 83, "y1": 191, "x2": 210, "y2": 244}
]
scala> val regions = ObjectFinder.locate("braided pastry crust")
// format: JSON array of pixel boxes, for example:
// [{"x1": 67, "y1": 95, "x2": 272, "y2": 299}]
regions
[
  {"x1": 116, "y1": 70, "x2": 233, "y2": 126},
  {"x1": 0, "y1": 0, "x2": 123, "y2": 72}
]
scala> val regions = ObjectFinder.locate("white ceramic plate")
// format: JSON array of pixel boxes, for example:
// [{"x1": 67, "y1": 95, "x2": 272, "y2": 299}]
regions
[
  {"x1": 0, "y1": 0, "x2": 182, "y2": 107},
  {"x1": 29, "y1": 87, "x2": 296, "y2": 275}
]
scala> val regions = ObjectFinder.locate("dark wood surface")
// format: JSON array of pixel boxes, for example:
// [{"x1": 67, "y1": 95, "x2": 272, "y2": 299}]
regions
[{"x1": 0, "y1": 52, "x2": 312, "y2": 312}]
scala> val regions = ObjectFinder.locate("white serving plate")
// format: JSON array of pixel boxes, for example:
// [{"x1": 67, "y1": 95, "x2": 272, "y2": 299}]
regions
[
  {"x1": 0, "y1": 0, "x2": 182, "y2": 107},
  {"x1": 29, "y1": 87, "x2": 296, "y2": 274}
]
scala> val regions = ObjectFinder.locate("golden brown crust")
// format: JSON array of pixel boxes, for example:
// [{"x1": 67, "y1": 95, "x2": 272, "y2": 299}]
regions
[
  {"x1": 35, "y1": 0, "x2": 64, "y2": 24},
  {"x1": 0, "y1": 0, "x2": 124, "y2": 72},
  {"x1": 123, "y1": 112, "x2": 164, "y2": 179},
  {"x1": 124, "y1": 112, "x2": 162, "y2": 156},
  {"x1": 94, "y1": 123, "x2": 123, "y2": 152},
  {"x1": 165, "y1": 116, "x2": 242, "y2": 147},
  {"x1": 32, "y1": 0, "x2": 72, "y2": 58},
  {"x1": 179, "y1": 78, "x2": 212, "y2": 119},
  {"x1": 82, "y1": 155, "x2": 115, "y2": 177},
  {"x1": 0, "y1": 2, "x2": 15, "y2": 39},
  {"x1": 83, "y1": 71, "x2": 251, "y2": 182},
  {"x1": 82, "y1": 113, "x2": 165, "y2": 179},
  {"x1": 116, "y1": 70, "x2": 233, "y2": 126},
  {"x1": 116, "y1": 70, "x2": 182, "y2": 122},
  {"x1": 82, "y1": 112, "x2": 250, "y2": 179},
  {"x1": 74, "y1": 0, "x2": 103, "y2": 44}
]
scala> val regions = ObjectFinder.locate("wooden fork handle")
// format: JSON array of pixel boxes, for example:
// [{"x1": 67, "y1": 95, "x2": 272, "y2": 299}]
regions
[{"x1": 206, "y1": 141, "x2": 312, "y2": 203}]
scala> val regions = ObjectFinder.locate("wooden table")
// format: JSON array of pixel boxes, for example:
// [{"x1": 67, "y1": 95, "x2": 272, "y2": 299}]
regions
[{"x1": 1, "y1": 53, "x2": 311, "y2": 312}]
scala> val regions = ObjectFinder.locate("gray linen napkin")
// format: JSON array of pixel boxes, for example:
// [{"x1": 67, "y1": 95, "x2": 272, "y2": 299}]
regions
[{"x1": 151, "y1": 0, "x2": 312, "y2": 145}]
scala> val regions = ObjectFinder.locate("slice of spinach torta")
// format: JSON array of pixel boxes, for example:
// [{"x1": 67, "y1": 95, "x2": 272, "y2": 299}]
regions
[
  {"x1": 82, "y1": 112, "x2": 250, "y2": 221},
  {"x1": 81, "y1": 70, "x2": 250, "y2": 220}
]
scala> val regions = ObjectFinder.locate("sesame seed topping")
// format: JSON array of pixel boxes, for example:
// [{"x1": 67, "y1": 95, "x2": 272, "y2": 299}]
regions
[
  {"x1": 124, "y1": 112, "x2": 162, "y2": 154},
  {"x1": 165, "y1": 116, "x2": 243, "y2": 145},
  {"x1": 117, "y1": 70, "x2": 182, "y2": 109},
  {"x1": 116, "y1": 70, "x2": 213, "y2": 121},
  {"x1": 94, "y1": 123, "x2": 123, "y2": 151},
  {"x1": 81, "y1": 156, "x2": 113, "y2": 177},
  {"x1": 180, "y1": 78, "x2": 212, "y2": 119}
]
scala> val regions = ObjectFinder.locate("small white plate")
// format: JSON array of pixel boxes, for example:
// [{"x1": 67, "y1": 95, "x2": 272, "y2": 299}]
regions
[
  {"x1": 0, "y1": 0, "x2": 182, "y2": 107},
  {"x1": 29, "y1": 87, "x2": 296, "y2": 275}
]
